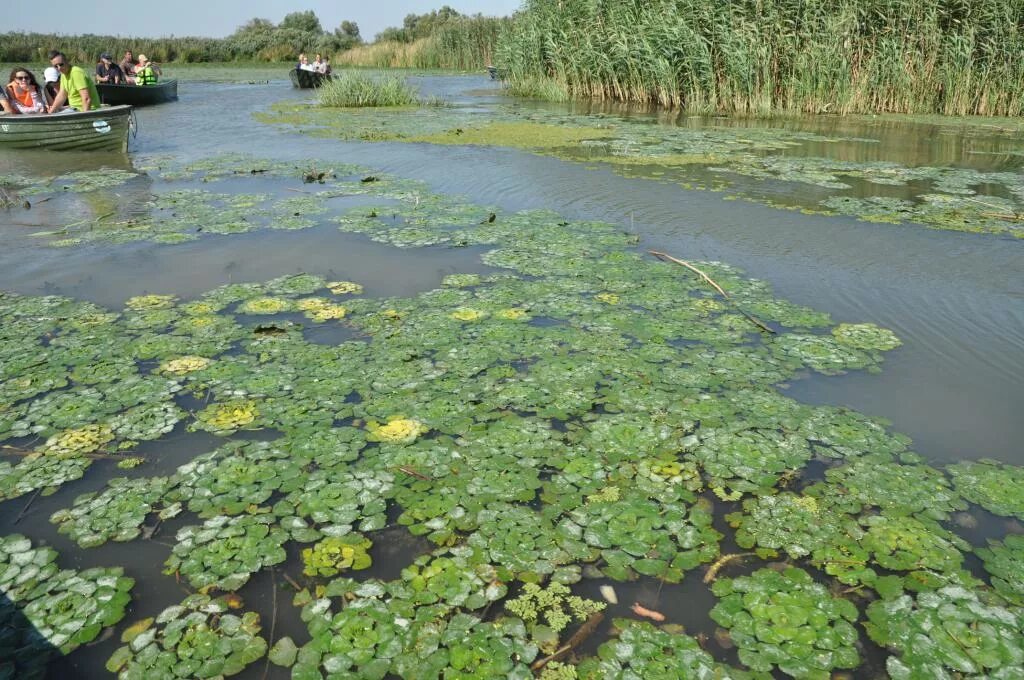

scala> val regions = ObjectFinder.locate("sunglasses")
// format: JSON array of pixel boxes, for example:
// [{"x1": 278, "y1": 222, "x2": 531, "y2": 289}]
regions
[
  {"x1": 53, "y1": 62, "x2": 67, "y2": 67},
  {"x1": 15, "y1": 75, "x2": 29, "y2": 80}
]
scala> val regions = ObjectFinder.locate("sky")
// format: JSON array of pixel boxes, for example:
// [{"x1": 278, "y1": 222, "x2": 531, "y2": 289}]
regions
[{"x1": 6, "y1": 1, "x2": 523, "y2": 41}]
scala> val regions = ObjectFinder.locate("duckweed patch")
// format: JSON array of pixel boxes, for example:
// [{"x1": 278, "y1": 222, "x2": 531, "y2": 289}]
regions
[{"x1": 2, "y1": 155, "x2": 1022, "y2": 677}]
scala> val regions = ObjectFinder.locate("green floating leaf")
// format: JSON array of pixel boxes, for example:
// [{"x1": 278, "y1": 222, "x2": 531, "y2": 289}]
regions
[
  {"x1": 268, "y1": 636, "x2": 298, "y2": 667},
  {"x1": 948, "y1": 459, "x2": 1024, "y2": 520},
  {"x1": 866, "y1": 586, "x2": 1024, "y2": 679},
  {"x1": 577, "y1": 618, "x2": 751, "y2": 679},
  {"x1": 976, "y1": 535, "x2": 1024, "y2": 607},
  {"x1": 710, "y1": 567, "x2": 861, "y2": 677},
  {"x1": 107, "y1": 594, "x2": 266, "y2": 678}
]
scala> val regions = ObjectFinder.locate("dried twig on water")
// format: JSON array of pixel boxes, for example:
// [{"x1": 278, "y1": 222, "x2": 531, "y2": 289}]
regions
[
  {"x1": 281, "y1": 572, "x2": 303, "y2": 591},
  {"x1": 530, "y1": 611, "x2": 605, "y2": 671},
  {"x1": 703, "y1": 552, "x2": 756, "y2": 583},
  {"x1": 982, "y1": 211, "x2": 1024, "y2": 222},
  {"x1": 13, "y1": 489, "x2": 42, "y2": 525},
  {"x1": 261, "y1": 566, "x2": 279, "y2": 680},
  {"x1": 648, "y1": 250, "x2": 775, "y2": 334}
]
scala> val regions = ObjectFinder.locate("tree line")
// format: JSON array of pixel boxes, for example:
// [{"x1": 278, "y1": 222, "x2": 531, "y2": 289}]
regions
[{"x1": 0, "y1": 7, "x2": 498, "y2": 65}]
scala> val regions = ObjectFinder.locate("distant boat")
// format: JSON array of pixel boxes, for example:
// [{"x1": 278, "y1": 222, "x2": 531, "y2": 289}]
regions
[
  {"x1": 0, "y1": 105, "x2": 133, "y2": 152},
  {"x1": 290, "y1": 69, "x2": 332, "y2": 89},
  {"x1": 97, "y1": 80, "x2": 178, "y2": 106},
  {"x1": 486, "y1": 66, "x2": 507, "y2": 80}
]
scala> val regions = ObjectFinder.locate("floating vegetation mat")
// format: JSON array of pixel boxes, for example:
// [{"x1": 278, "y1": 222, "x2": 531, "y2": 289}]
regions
[
  {"x1": 257, "y1": 100, "x2": 1024, "y2": 238},
  {"x1": 2, "y1": 153, "x2": 427, "y2": 249},
  {"x1": 2, "y1": 155, "x2": 1023, "y2": 678}
]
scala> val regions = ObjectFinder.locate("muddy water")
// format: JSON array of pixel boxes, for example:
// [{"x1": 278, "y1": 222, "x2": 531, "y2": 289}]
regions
[{"x1": 1, "y1": 71, "x2": 1022, "y2": 677}]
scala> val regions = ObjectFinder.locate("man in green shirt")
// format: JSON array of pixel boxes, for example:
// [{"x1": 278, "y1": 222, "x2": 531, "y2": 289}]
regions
[{"x1": 47, "y1": 52, "x2": 101, "y2": 112}]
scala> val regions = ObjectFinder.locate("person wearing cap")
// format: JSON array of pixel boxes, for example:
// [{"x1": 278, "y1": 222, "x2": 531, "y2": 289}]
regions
[
  {"x1": 42, "y1": 66, "x2": 61, "y2": 103},
  {"x1": 95, "y1": 52, "x2": 126, "y2": 85},
  {"x1": 47, "y1": 51, "x2": 101, "y2": 112},
  {"x1": 134, "y1": 54, "x2": 160, "y2": 86}
]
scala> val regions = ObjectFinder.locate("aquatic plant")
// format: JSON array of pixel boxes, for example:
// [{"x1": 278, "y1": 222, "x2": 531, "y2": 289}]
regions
[
  {"x1": 504, "y1": 581, "x2": 605, "y2": 652},
  {"x1": 975, "y1": 535, "x2": 1024, "y2": 607},
  {"x1": 301, "y1": 534, "x2": 373, "y2": 577},
  {"x1": 164, "y1": 513, "x2": 289, "y2": 591},
  {"x1": 947, "y1": 459, "x2": 1024, "y2": 520},
  {"x1": 50, "y1": 476, "x2": 175, "y2": 547},
  {"x1": 3, "y1": 152, "x2": 1019, "y2": 679},
  {"x1": 0, "y1": 535, "x2": 133, "y2": 656},
  {"x1": 865, "y1": 586, "x2": 1024, "y2": 679},
  {"x1": 319, "y1": 72, "x2": 419, "y2": 107},
  {"x1": 107, "y1": 594, "x2": 267, "y2": 678},
  {"x1": 577, "y1": 619, "x2": 749, "y2": 679},
  {"x1": 711, "y1": 567, "x2": 861, "y2": 677}
]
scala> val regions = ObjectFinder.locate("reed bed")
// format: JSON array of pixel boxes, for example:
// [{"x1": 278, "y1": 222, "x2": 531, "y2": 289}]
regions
[
  {"x1": 318, "y1": 72, "x2": 419, "y2": 107},
  {"x1": 495, "y1": 0, "x2": 1024, "y2": 116},
  {"x1": 0, "y1": 32, "x2": 237, "y2": 63},
  {"x1": 338, "y1": 17, "x2": 507, "y2": 71}
]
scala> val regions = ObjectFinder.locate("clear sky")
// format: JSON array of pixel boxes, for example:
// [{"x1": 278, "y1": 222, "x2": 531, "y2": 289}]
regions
[{"x1": 7, "y1": 1, "x2": 523, "y2": 41}]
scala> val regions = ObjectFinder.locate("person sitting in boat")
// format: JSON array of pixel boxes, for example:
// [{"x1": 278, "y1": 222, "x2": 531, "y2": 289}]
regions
[
  {"x1": 317, "y1": 56, "x2": 331, "y2": 75},
  {"x1": 0, "y1": 87, "x2": 13, "y2": 115},
  {"x1": 312, "y1": 53, "x2": 323, "y2": 71},
  {"x1": 95, "y1": 53, "x2": 126, "y2": 85},
  {"x1": 298, "y1": 54, "x2": 316, "y2": 72},
  {"x1": 120, "y1": 50, "x2": 137, "y2": 84},
  {"x1": 5, "y1": 68, "x2": 48, "y2": 113},
  {"x1": 134, "y1": 55, "x2": 160, "y2": 85},
  {"x1": 42, "y1": 67, "x2": 61, "y2": 103},
  {"x1": 47, "y1": 52, "x2": 101, "y2": 112}
]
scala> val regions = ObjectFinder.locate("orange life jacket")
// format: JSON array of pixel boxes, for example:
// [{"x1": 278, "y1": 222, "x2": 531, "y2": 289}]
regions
[{"x1": 9, "y1": 85, "x2": 34, "y2": 108}]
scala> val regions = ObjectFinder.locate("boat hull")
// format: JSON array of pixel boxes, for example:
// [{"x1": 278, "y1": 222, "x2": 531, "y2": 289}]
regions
[
  {"x1": 0, "y1": 105, "x2": 132, "y2": 152},
  {"x1": 289, "y1": 69, "x2": 332, "y2": 89},
  {"x1": 97, "y1": 80, "x2": 178, "y2": 106}
]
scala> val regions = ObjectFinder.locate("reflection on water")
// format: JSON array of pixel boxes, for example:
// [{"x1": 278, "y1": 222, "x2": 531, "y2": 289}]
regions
[{"x1": 0, "y1": 71, "x2": 1022, "y2": 678}]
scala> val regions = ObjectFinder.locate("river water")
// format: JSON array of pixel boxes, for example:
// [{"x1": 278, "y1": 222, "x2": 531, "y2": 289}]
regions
[{"x1": 1, "y1": 71, "x2": 1022, "y2": 677}]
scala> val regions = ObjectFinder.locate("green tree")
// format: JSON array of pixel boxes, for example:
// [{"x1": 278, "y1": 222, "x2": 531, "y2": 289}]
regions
[
  {"x1": 279, "y1": 11, "x2": 323, "y2": 34},
  {"x1": 335, "y1": 21, "x2": 362, "y2": 50}
]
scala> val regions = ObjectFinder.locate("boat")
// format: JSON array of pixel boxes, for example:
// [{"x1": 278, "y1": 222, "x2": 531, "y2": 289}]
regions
[
  {"x1": 289, "y1": 68, "x2": 332, "y2": 89},
  {"x1": 0, "y1": 105, "x2": 133, "y2": 152},
  {"x1": 97, "y1": 79, "x2": 178, "y2": 106}
]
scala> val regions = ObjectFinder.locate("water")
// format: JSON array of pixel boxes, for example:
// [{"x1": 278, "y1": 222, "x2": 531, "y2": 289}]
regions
[{"x1": 1, "y1": 71, "x2": 1022, "y2": 677}]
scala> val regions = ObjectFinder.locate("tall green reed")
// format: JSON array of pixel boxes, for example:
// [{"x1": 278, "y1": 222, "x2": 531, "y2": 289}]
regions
[{"x1": 495, "y1": 0, "x2": 1024, "y2": 116}]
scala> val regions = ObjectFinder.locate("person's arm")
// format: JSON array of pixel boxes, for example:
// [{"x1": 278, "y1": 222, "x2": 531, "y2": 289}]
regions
[
  {"x1": 0, "y1": 91, "x2": 14, "y2": 114},
  {"x1": 48, "y1": 87, "x2": 68, "y2": 113},
  {"x1": 78, "y1": 88, "x2": 92, "y2": 111}
]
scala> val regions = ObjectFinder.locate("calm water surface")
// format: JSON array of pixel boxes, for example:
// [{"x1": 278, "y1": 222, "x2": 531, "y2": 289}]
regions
[{"x1": 1, "y1": 72, "x2": 1021, "y2": 677}]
